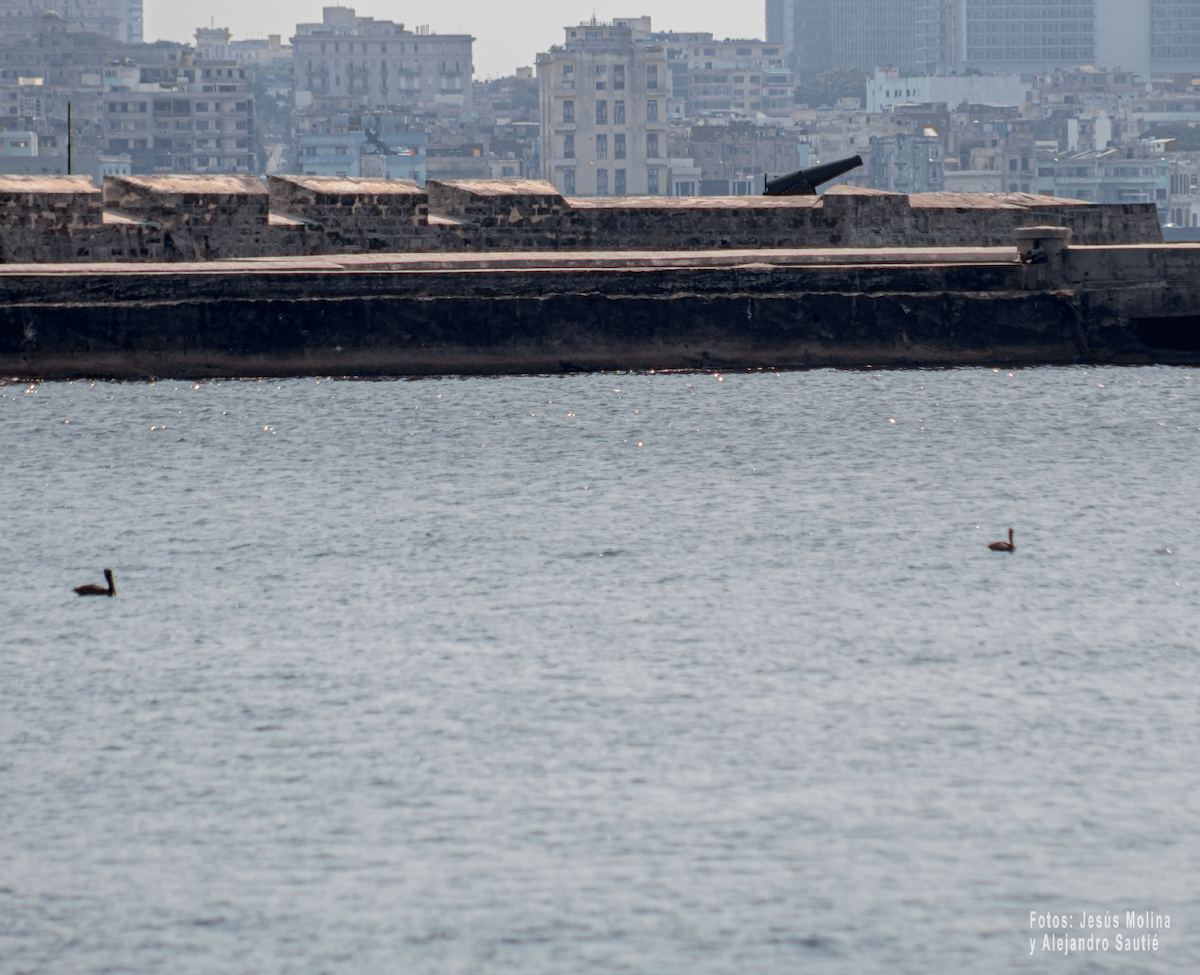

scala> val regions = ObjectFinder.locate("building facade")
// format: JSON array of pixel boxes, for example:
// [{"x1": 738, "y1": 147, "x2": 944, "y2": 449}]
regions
[
  {"x1": 292, "y1": 7, "x2": 473, "y2": 116},
  {"x1": 102, "y1": 46, "x2": 256, "y2": 174},
  {"x1": 671, "y1": 37, "x2": 794, "y2": 117},
  {"x1": 0, "y1": 16, "x2": 192, "y2": 163},
  {"x1": 868, "y1": 130, "x2": 944, "y2": 192},
  {"x1": 766, "y1": 0, "x2": 918, "y2": 78},
  {"x1": 957, "y1": 0, "x2": 1095, "y2": 70},
  {"x1": 537, "y1": 17, "x2": 669, "y2": 196},
  {"x1": 1151, "y1": 0, "x2": 1200, "y2": 72},
  {"x1": 295, "y1": 112, "x2": 425, "y2": 180},
  {"x1": 1168, "y1": 154, "x2": 1200, "y2": 227},
  {"x1": 0, "y1": 0, "x2": 140, "y2": 44},
  {"x1": 866, "y1": 67, "x2": 1029, "y2": 113},
  {"x1": 770, "y1": 0, "x2": 1200, "y2": 80},
  {"x1": 1036, "y1": 147, "x2": 1168, "y2": 217}
]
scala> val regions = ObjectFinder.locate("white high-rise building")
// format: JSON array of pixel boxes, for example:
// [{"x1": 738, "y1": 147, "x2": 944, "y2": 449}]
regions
[{"x1": 769, "y1": 0, "x2": 1186, "y2": 81}]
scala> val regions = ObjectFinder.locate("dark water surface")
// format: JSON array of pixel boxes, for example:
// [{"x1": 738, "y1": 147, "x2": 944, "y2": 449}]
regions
[{"x1": 1, "y1": 367, "x2": 1197, "y2": 974}]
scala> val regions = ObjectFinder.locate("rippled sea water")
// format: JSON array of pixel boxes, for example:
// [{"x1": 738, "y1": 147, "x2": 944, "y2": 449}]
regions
[{"x1": 2, "y1": 367, "x2": 1198, "y2": 975}]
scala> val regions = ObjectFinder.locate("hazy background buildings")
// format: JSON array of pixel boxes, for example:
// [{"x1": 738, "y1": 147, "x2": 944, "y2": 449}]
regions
[{"x1": 0, "y1": 0, "x2": 1198, "y2": 232}]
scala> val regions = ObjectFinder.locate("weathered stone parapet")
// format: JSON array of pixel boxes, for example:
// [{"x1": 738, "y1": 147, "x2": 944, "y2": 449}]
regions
[
  {"x1": 266, "y1": 175, "x2": 431, "y2": 255},
  {"x1": 424, "y1": 178, "x2": 586, "y2": 250},
  {"x1": 267, "y1": 175, "x2": 427, "y2": 227},
  {"x1": 424, "y1": 178, "x2": 568, "y2": 224},
  {"x1": 0, "y1": 175, "x2": 104, "y2": 263},
  {"x1": 103, "y1": 174, "x2": 269, "y2": 230},
  {"x1": 0, "y1": 173, "x2": 1168, "y2": 264},
  {"x1": 0, "y1": 175, "x2": 102, "y2": 228},
  {"x1": 95, "y1": 174, "x2": 274, "y2": 262}
]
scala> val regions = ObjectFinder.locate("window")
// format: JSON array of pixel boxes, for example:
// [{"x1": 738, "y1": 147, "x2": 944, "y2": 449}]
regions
[
  {"x1": 596, "y1": 100, "x2": 607, "y2": 125},
  {"x1": 596, "y1": 168, "x2": 608, "y2": 195},
  {"x1": 615, "y1": 133, "x2": 626, "y2": 159},
  {"x1": 596, "y1": 134, "x2": 607, "y2": 158},
  {"x1": 647, "y1": 99, "x2": 658, "y2": 121},
  {"x1": 647, "y1": 168, "x2": 659, "y2": 194},
  {"x1": 563, "y1": 100, "x2": 574, "y2": 122},
  {"x1": 563, "y1": 169, "x2": 575, "y2": 194},
  {"x1": 647, "y1": 133, "x2": 659, "y2": 158},
  {"x1": 615, "y1": 168, "x2": 626, "y2": 195},
  {"x1": 614, "y1": 101, "x2": 625, "y2": 124},
  {"x1": 647, "y1": 64, "x2": 658, "y2": 90},
  {"x1": 614, "y1": 65, "x2": 625, "y2": 90},
  {"x1": 563, "y1": 133, "x2": 574, "y2": 158}
]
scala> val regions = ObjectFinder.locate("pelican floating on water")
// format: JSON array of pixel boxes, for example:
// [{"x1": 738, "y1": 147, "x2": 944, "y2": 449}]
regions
[
  {"x1": 74, "y1": 569, "x2": 116, "y2": 597},
  {"x1": 988, "y1": 529, "x2": 1015, "y2": 553}
]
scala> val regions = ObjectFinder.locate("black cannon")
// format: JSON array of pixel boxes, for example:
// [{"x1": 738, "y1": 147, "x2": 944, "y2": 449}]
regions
[{"x1": 763, "y1": 154, "x2": 864, "y2": 196}]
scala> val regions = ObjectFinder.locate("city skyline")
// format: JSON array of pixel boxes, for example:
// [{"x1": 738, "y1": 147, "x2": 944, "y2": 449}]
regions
[{"x1": 144, "y1": 0, "x2": 760, "y2": 79}]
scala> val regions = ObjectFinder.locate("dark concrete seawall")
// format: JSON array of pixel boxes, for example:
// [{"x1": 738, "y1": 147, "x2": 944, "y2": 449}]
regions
[{"x1": 3, "y1": 245, "x2": 1200, "y2": 379}]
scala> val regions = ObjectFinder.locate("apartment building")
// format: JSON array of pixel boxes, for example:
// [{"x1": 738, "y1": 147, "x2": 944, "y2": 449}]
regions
[
  {"x1": 866, "y1": 67, "x2": 1029, "y2": 114},
  {"x1": 1168, "y1": 155, "x2": 1200, "y2": 228},
  {"x1": 537, "y1": 16, "x2": 669, "y2": 196},
  {"x1": 670, "y1": 37, "x2": 794, "y2": 117},
  {"x1": 0, "y1": 14, "x2": 188, "y2": 162},
  {"x1": 0, "y1": 0, "x2": 141, "y2": 44},
  {"x1": 1036, "y1": 146, "x2": 1168, "y2": 215},
  {"x1": 229, "y1": 36, "x2": 293, "y2": 67},
  {"x1": 292, "y1": 7, "x2": 474, "y2": 116},
  {"x1": 295, "y1": 111, "x2": 425, "y2": 180},
  {"x1": 868, "y1": 130, "x2": 945, "y2": 192},
  {"x1": 102, "y1": 43, "x2": 255, "y2": 174}
]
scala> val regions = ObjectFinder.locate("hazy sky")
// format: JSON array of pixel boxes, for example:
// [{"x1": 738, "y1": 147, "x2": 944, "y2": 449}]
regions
[{"x1": 145, "y1": 1, "x2": 759, "y2": 78}]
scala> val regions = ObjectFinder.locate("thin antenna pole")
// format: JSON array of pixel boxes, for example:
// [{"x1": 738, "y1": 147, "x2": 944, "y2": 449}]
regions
[{"x1": 67, "y1": 101, "x2": 72, "y2": 175}]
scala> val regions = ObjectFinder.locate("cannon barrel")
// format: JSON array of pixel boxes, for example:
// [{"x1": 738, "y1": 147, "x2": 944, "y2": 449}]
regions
[{"x1": 763, "y1": 154, "x2": 864, "y2": 196}]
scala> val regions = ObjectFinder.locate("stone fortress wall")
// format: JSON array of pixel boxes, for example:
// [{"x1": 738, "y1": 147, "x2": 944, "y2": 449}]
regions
[{"x1": 0, "y1": 175, "x2": 1164, "y2": 265}]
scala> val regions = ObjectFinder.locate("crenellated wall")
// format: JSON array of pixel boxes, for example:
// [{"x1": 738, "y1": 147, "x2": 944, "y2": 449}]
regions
[{"x1": 0, "y1": 173, "x2": 1165, "y2": 265}]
